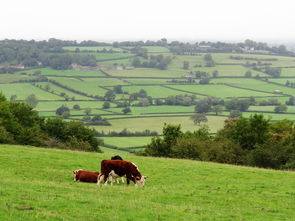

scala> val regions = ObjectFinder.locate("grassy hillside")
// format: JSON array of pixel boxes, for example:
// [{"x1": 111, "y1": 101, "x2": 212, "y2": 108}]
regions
[{"x1": 1, "y1": 145, "x2": 295, "y2": 220}]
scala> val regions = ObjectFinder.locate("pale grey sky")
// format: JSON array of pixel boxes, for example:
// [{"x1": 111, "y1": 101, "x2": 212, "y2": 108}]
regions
[{"x1": 1, "y1": 0, "x2": 295, "y2": 42}]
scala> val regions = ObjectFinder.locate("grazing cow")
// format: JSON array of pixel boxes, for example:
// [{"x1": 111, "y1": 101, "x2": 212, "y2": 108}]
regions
[
  {"x1": 73, "y1": 169, "x2": 99, "y2": 183},
  {"x1": 97, "y1": 160, "x2": 147, "y2": 186},
  {"x1": 109, "y1": 155, "x2": 125, "y2": 184},
  {"x1": 111, "y1": 155, "x2": 123, "y2": 160}
]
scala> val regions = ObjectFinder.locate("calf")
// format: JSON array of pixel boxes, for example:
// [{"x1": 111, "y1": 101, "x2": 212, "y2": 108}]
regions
[
  {"x1": 73, "y1": 169, "x2": 99, "y2": 183},
  {"x1": 111, "y1": 155, "x2": 123, "y2": 160},
  {"x1": 97, "y1": 160, "x2": 147, "y2": 186}
]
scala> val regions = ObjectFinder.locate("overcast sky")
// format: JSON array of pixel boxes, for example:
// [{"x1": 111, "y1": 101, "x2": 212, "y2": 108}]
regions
[{"x1": 1, "y1": 0, "x2": 295, "y2": 43}]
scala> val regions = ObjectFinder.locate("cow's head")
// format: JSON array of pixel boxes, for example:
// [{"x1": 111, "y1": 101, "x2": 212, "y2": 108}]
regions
[
  {"x1": 73, "y1": 169, "x2": 83, "y2": 181},
  {"x1": 135, "y1": 176, "x2": 148, "y2": 187}
]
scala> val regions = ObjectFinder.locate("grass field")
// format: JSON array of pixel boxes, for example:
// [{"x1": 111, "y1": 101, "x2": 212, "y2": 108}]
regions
[
  {"x1": 1, "y1": 145, "x2": 295, "y2": 220},
  {"x1": 0, "y1": 83, "x2": 63, "y2": 100},
  {"x1": 93, "y1": 115, "x2": 226, "y2": 134},
  {"x1": 168, "y1": 84, "x2": 277, "y2": 98},
  {"x1": 18, "y1": 68, "x2": 106, "y2": 77},
  {"x1": 248, "y1": 105, "x2": 295, "y2": 113},
  {"x1": 106, "y1": 68, "x2": 186, "y2": 78},
  {"x1": 108, "y1": 105, "x2": 195, "y2": 115},
  {"x1": 122, "y1": 85, "x2": 191, "y2": 98},
  {"x1": 0, "y1": 73, "x2": 29, "y2": 83},
  {"x1": 48, "y1": 77, "x2": 108, "y2": 96},
  {"x1": 211, "y1": 78, "x2": 295, "y2": 95},
  {"x1": 35, "y1": 101, "x2": 105, "y2": 111},
  {"x1": 102, "y1": 136, "x2": 152, "y2": 148},
  {"x1": 142, "y1": 46, "x2": 170, "y2": 53},
  {"x1": 36, "y1": 82, "x2": 92, "y2": 100}
]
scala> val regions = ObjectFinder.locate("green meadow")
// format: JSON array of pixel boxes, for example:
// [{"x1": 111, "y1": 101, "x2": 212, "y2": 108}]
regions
[
  {"x1": 93, "y1": 115, "x2": 226, "y2": 134},
  {"x1": 102, "y1": 136, "x2": 152, "y2": 148},
  {"x1": 0, "y1": 83, "x2": 63, "y2": 100},
  {"x1": 1, "y1": 145, "x2": 295, "y2": 220}
]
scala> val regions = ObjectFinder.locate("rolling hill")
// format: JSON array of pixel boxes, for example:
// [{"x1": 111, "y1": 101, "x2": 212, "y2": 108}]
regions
[{"x1": 1, "y1": 145, "x2": 295, "y2": 220}]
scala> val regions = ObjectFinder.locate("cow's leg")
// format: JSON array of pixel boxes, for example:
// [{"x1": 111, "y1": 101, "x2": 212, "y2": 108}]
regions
[
  {"x1": 121, "y1": 177, "x2": 125, "y2": 183},
  {"x1": 97, "y1": 174, "x2": 104, "y2": 185},
  {"x1": 126, "y1": 173, "x2": 134, "y2": 185}
]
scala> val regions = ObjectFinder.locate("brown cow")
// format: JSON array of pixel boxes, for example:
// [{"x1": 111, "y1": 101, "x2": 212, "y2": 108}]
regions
[
  {"x1": 73, "y1": 169, "x2": 99, "y2": 183},
  {"x1": 97, "y1": 160, "x2": 147, "y2": 186}
]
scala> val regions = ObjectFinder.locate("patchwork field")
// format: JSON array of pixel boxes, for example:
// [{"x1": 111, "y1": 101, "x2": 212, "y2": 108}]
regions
[
  {"x1": 2, "y1": 48, "x2": 295, "y2": 153},
  {"x1": 1, "y1": 145, "x2": 295, "y2": 220}
]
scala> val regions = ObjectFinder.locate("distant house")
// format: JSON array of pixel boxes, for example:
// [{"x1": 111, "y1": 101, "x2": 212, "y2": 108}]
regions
[
  {"x1": 9, "y1": 65, "x2": 25, "y2": 69},
  {"x1": 125, "y1": 66, "x2": 134, "y2": 70},
  {"x1": 274, "y1": 90, "x2": 283, "y2": 94},
  {"x1": 184, "y1": 73, "x2": 194, "y2": 79}
]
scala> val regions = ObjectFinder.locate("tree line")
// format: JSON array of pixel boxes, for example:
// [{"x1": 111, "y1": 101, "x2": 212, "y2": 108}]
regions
[
  {"x1": 142, "y1": 114, "x2": 295, "y2": 170},
  {"x1": 0, "y1": 93, "x2": 102, "y2": 152}
]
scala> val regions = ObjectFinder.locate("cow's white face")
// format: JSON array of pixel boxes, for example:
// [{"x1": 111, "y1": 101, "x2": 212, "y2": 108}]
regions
[{"x1": 136, "y1": 176, "x2": 148, "y2": 187}]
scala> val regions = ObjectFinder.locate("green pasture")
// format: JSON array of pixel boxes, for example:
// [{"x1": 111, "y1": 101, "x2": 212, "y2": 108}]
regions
[
  {"x1": 248, "y1": 105, "x2": 295, "y2": 113},
  {"x1": 35, "y1": 101, "x2": 110, "y2": 111},
  {"x1": 62, "y1": 46, "x2": 125, "y2": 52},
  {"x1": 168, "y1": 55, "x2": 209, "y2": 71},
  {"x1": 70, "y1": 109, "x2": 113, "y2": 116},
  {"x1": 80, "y1": 77, "x2": 129, "y2": 86},
  {"x1": 1, "y1": 145, "x2": 295, "y2": 220},
  {"x1": 169, "y1": 84, "x2": 277, "y2": 98},
  {"x1": 212, "y1": 53, "x2": 295, "y2": 67},
  {"x1": 211, "y1": 78, "x2": 295, "y2": 95},
  {"x1": 124, "y1": 78, "x2": 174, "y2": 85},
  {"x1": 268, "y1": 78, "x2": 295, "y2": 85},
  {"x1": 279, "y1": 68, "x2": 295, "y2": 77},
  {"x1": 0, "y1": 83, "x2": 63, "y2": 100},
  {"x1": 93, "y1": 115, "x2": 226, "y2": 134},
  {"x1": 48, "y1": 77, "x2": 107, "y2": 96},
  {"x1": 102, "y1": 136, "x2": 152, "y2": 148},
  {"x1": 0, "y1": 73, "x2": 29, "y2": 83},
  {"x1": 17, "y1": 68, "x2": 106, "y2": 77},
  {"x1": 122, "y1": 85, "x2": 191, "y2": 98},
  {"x1": 254, "y1": 96, "x2": 290, "y2": 104},
  {"x1": 36, "y1": 82, "x2": 91, "y2": 100},
  {"x1": 108, "y1": 105, "x2": 195, "y2": 115},
  {"x1": 196, "y1": 65, "x2": 266, "y2": 77},
  {"x1": 142, "y1": 46, "x2": 170, "y2": 53},
  {"x1": 106, "y1": 68, "x2": 186, "y2": 78},
  {"x1": 99, "y1": 146, "x2": 132, "y2": 155}
]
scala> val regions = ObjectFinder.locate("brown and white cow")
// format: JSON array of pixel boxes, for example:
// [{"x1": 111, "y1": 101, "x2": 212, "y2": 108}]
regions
[
  {"x1": 97, "y1": 160, "x2": 147, "y2": 186},
  {"x1": 73, "y1": 169, "x2": 99, "y2": 183}
]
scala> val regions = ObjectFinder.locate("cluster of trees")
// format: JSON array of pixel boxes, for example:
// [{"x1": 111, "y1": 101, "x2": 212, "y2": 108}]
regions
[
  {"x1": 0, "y1": 93, "x2": 101, "y2": 152},
  {"x1": 230, "y1": 56, "x2": 277, "y2": 61},
  {"x1": 83, "y1": 115, "x2": 111, "y2": 126},
  {"x1": 0, "y1": 39, "x2": 99, "y2": 70},
  {"x1": 260, "y1": 67, "x2": 282, "y2": 77},
  {"x1": 132, "y1": 54, "x2": 172, "y2": 70},
  {"x1": 143, "y1": 115, "x2": 295, "y2": 169},
  {"x1": 161, "y1": 95, "x2": 197, "y2": 106},
  {"x1": 95, "y1": 128, "x2": 158, "y2": 137},
  {"x1": 169, "y1": 39, "x2": 294, "y2": 56},
  {"x1": 285, "y1": 80, "x2": 295, "y2": 88},
  {"x1": 203, "y1": 54, "x2": 215, "y2": 67},
  {"x1": 286, "y1": 97, "x2": 295, "y2": 105}
]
